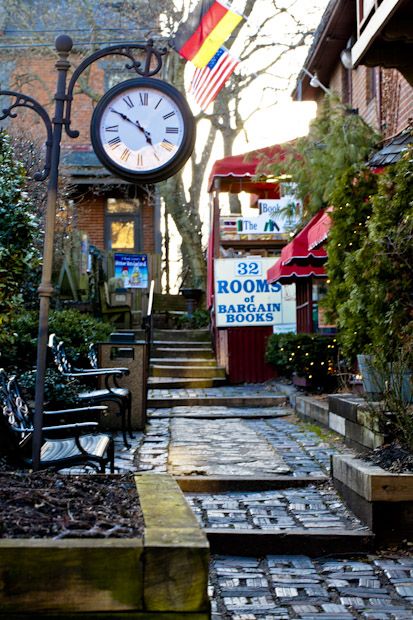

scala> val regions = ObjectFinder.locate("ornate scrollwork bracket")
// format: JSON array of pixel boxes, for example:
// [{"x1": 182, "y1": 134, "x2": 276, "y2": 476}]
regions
[
  {"x1": 0, "y1": 91, "x2": 53, "y2": 181},
  {"x1": 64, "y1": 38, "x2": 168, "y2": 138}
]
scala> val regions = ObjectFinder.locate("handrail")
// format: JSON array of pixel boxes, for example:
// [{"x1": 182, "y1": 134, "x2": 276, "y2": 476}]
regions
[
  {"x1": 142, "y1": 280, "x2": 155, "y2": 415},
  {"x1": 147, "y1": 279, "x2": 155, "y2": 319}
]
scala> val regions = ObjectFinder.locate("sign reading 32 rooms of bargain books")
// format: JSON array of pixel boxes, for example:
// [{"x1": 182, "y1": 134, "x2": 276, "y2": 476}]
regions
[{"x1": 214, "y1": 258, "x2": 294, "y2": 328}]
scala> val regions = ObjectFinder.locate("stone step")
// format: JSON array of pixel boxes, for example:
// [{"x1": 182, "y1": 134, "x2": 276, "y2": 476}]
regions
[
  {"x1": 150, "y1": 364, "x2": 226, "y2": 379},
  {"x1": 205, "y1": 529, "x2": 374, "y2": 556},
  {"x1": 152, "y1": 347, "x2": 215, "y2": 359},
  {"x1": 148, "y1": 377, "x2": 227, "y2": 390},
  {"x1": 147, "y1": 392, "x2": 287, "y2": 408},
  {"x1": 150, "y1": 357, "x2": 218, "y2": 367},
  {"x1": 152, "y1": 340, "x2": 213, "y2": 349},
  {"x1": 152, "y1": 328, "x2": 211, "y2": 342}
]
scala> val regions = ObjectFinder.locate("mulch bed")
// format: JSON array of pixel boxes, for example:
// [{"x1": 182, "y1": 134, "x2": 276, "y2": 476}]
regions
[
  {"x1": 0, "y1": 471, "x2": 144, "y2": 539},
  {"x1": 366, "y1": 442, "x2": 413, "y2": 473}
]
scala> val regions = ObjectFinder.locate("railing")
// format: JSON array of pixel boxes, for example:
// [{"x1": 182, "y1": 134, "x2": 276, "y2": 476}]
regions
[{"x1": 142, "y1": 280, "x2": 155, "y2": 409}]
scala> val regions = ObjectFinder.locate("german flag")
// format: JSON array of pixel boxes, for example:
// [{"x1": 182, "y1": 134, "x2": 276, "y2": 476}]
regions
[{"x1": 172, "y1": 0, "x2": 243, "y2": 68}]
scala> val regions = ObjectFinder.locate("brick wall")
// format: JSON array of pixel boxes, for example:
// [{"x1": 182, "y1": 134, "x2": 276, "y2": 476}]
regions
[
  {"x1": 397, "y1": 78, "x2": 413, "y2": 131},
  {"x1": 76, "y1": 196, "x2": 105, "y2": 249},
  {"x1": 142, "y1": 197, "x2": 155, "y2": 254},
  {"x1": 328, "y1": 61, "x2": 412, "y2": 136},
  {"x1": 9, "y1": 52, "x2": 102, "y2": 148}
]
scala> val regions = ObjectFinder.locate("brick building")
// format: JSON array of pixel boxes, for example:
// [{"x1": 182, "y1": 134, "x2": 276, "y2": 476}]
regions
[
  {"x1": 0, "y1": 1, "x2": 161, "y2": 296},
  {"x1": 293, "y1": 0, "x2": 413, "y2": 136}
]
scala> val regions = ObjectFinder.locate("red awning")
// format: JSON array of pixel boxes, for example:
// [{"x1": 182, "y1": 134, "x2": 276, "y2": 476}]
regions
[
  {"x1": 208, "y1": 144, "x2": 288, "y2": 195},
  {"x1": 307, "y1": 207, "x2": 333, "y2": 250},
  {"x1": 280, "y1": 210, "x2": 327, "y2": 265},
  {"x1": 267, "y1": 259, "x2": 327, "y2": 284}
]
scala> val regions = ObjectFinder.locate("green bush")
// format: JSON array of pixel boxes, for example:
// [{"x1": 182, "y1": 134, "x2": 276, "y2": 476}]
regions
[
  {"x1": 330, "y1": 142, "x2": 413, "y2": 363},
  {"x1": 18, "y1": 368, "x2": 83, "y2": 408},
  {"x1": 0, "y1": 130, "x2": 41, "y2": 353},
  {"x1": 266, "y1": 332, "x2": 338, "y2": 388},
  {"x1": 175, "y1": 308, "x2": 210, "y2": 329},
  {"x1": 1, "y1": 309, "x2": 112, "y2": 371}
]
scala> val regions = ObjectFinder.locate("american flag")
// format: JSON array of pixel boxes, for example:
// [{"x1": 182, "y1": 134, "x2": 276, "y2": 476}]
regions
[{"x1": 189, "y1": 47, "x2": 239, "y2": 111}]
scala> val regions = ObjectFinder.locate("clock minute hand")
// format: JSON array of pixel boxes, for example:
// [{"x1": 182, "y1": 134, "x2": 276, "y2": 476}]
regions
[
  {"x1": 110, "y1": 108, "x2": 159, "y2": 161},
  {"x1": 110, "y1": 108, "x2": 135, "y2": 124},
  {"x1": 110, "y1": 108, "x2": 149, "y2": 138}
]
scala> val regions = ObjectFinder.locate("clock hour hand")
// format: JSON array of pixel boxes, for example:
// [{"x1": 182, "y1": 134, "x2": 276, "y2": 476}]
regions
[{"x1": 145, "y1": 134, "x2": 160, "y2": 161}]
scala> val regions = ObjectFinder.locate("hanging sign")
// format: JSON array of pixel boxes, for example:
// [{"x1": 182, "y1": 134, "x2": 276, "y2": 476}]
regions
[
  {"x1": 114, "y1": 253, "x2": 148, "y2": 288},
  {"x1": 214, "y1": 257, "x2": 296, "y2": 328},
  {"x1": 236, "y1": 195, "x2": 301, "y2": 234}
]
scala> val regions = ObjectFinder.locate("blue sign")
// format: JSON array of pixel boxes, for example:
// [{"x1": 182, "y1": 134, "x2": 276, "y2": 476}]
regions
[{"x1": 114, "y1": 253, "x2": 148, "y2": 289}]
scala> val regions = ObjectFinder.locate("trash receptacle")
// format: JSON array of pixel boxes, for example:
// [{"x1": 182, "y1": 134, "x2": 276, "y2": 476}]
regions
[{"x1": 97, "y1": 332, "x2": 147, "y2": 431}]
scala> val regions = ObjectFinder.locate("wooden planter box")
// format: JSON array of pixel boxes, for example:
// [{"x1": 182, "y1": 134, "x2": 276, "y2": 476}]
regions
[
  {"x1": 0, "y1": 474, "x2": 210, "y2": 619},
  {"x1": 332, "y1": 454, "x2": 413, "y2": 543}
]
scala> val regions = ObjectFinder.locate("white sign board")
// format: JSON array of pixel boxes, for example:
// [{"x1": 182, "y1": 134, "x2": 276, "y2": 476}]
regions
[
  {"x1": 236, "y1": 212, "x2": 281, "y2": 234},
  {"x1": 273, "y1": 284, "x2": 296, "y2": 334},
  {"x1": 214, "y1": 257, "x2": 296, "y2": 328},
  {"x1": 236, "y1": 196, "x2": 300, "y2": 234}
]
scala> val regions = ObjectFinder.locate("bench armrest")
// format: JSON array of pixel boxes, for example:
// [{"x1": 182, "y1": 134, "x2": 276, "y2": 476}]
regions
[
  {"x1": 63, "y1": 369, "x2": 124, "y2": 379},
  {"x1": 42, "y1": 422, "x2": 100, "y2": 438},
  {"x1": 44, "y1": 405, "x2": 108, "y2": 415},
  {"x1": 75, "y1": 367, "x2": 129, "y2": 376}
]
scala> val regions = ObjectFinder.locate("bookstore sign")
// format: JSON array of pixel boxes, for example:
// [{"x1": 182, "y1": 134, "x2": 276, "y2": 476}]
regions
[{"x1": 214, "y1": 257, "x2": 295, "y2": 329}]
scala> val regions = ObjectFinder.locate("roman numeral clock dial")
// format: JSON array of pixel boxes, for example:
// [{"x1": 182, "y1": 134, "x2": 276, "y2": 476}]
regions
[{"x1": 91, "y1": 78, "x2": 196, "y2": 184}]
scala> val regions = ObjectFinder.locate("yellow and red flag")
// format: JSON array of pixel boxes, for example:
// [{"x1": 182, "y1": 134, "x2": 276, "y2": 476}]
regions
[{"x1": 172, "y1": 0, "x2": 244, "y2": 68}]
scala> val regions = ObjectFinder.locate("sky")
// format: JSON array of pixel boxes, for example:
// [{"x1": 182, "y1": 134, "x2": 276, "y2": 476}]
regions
[{"x1": 165, "y1": 0, "x2": 331, "y2": 290}]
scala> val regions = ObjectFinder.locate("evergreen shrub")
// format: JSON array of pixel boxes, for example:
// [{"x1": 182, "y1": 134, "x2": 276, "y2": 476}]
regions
[
  {"x1": 266, "y1": 332, "x2": 338, "y2": 389},
  {"x1": 1, "y1": 309, "x2": 112, "y2": 371}
]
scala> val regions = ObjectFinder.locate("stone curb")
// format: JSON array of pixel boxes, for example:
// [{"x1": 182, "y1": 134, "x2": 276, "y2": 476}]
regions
[
  {"x1": 206, "y1": 528, "x2": 374, "y2": 556},
  {"x1": 148, "y1": 396, "x2": 288, "y2": 408},
  {"x1": 176, "y1": 475, "x2": 328, "y2": 493}
]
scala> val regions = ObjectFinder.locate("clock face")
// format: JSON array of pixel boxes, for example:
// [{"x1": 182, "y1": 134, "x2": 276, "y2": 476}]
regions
[{"x1": 91, "y1": 78, "x2": 195, "y2": 183}]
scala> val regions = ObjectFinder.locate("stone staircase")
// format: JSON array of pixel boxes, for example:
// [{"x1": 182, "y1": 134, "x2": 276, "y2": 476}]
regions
[{"x1": 148, "y1": 328, "x2": 227, "y2": 389}]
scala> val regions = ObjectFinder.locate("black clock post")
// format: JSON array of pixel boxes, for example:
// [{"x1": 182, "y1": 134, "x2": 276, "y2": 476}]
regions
[{"x1": 0, "y1": 34, "x2": 194, "y2": 469}]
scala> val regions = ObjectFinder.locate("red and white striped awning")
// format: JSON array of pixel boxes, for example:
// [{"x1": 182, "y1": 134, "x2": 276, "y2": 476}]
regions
[
  {"x1": 267, "y1": 259, "x2": 327, "y2": 284},
  {"x1": 307, "y1": 207, "x2": 333, "y2": 250},
  {"x1": 266, "y1": 209, "x2": 330, "y2": 284}
]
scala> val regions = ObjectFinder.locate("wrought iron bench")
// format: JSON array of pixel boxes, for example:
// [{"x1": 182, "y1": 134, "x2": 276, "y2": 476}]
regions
[
  {"x1": 48, "y1": 334, "x2": 133, "y2": 448},
  {"x1": 0, "y1": 369, "x2": 114, "y2": 473}
]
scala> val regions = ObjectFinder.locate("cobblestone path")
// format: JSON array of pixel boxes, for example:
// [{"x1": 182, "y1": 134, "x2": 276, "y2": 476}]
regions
[
  {"x1": 210, "y1": 555, "x2": 413, "y2": 619},
  {"x1": 135, "y1": 412, "x2": 347, "y2": 477},
  {"x1": 169, "y1": 418, "x2": 291, "y2": 476},
  {"x1": 86, "y1": 383, "x2": 413, "y2": 619},
  {"x1": 148, "y1": 385, "x2": 288, "y2": 400},
  {"x1": 185, "y1": 486, "x2": 368, "y2": 531},
  {"x1": 134, "y1": 387, "x2": 413, "y2": 619}
]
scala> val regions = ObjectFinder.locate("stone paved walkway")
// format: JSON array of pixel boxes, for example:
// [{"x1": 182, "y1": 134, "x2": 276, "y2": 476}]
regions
[
  {"x1": 169, "y1": 418, "x2": 291, "y2": 476},
  {"x1": 148, "y1": 405, "x2": 290, "y2": 418},
  {"x1": 210, "y1": 555, "x2": 413, "y2": 619},
  {"x1": 148, "y1": 385, "x2": 286, "y2": 400},
  {"x1": 185, "y1": 485, "x2": 368, "y2": 531},
  {"x1": 135, "y1": 412, "x2": 347, "y2": 477},
  {"x1": 62, "y1": 383, "x2": 413, "y2": 618}
]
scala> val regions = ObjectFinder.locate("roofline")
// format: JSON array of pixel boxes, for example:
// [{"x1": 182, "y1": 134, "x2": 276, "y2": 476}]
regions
[{"x1": 292, "y1": 0, "x2": 356, "y2": 101}]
